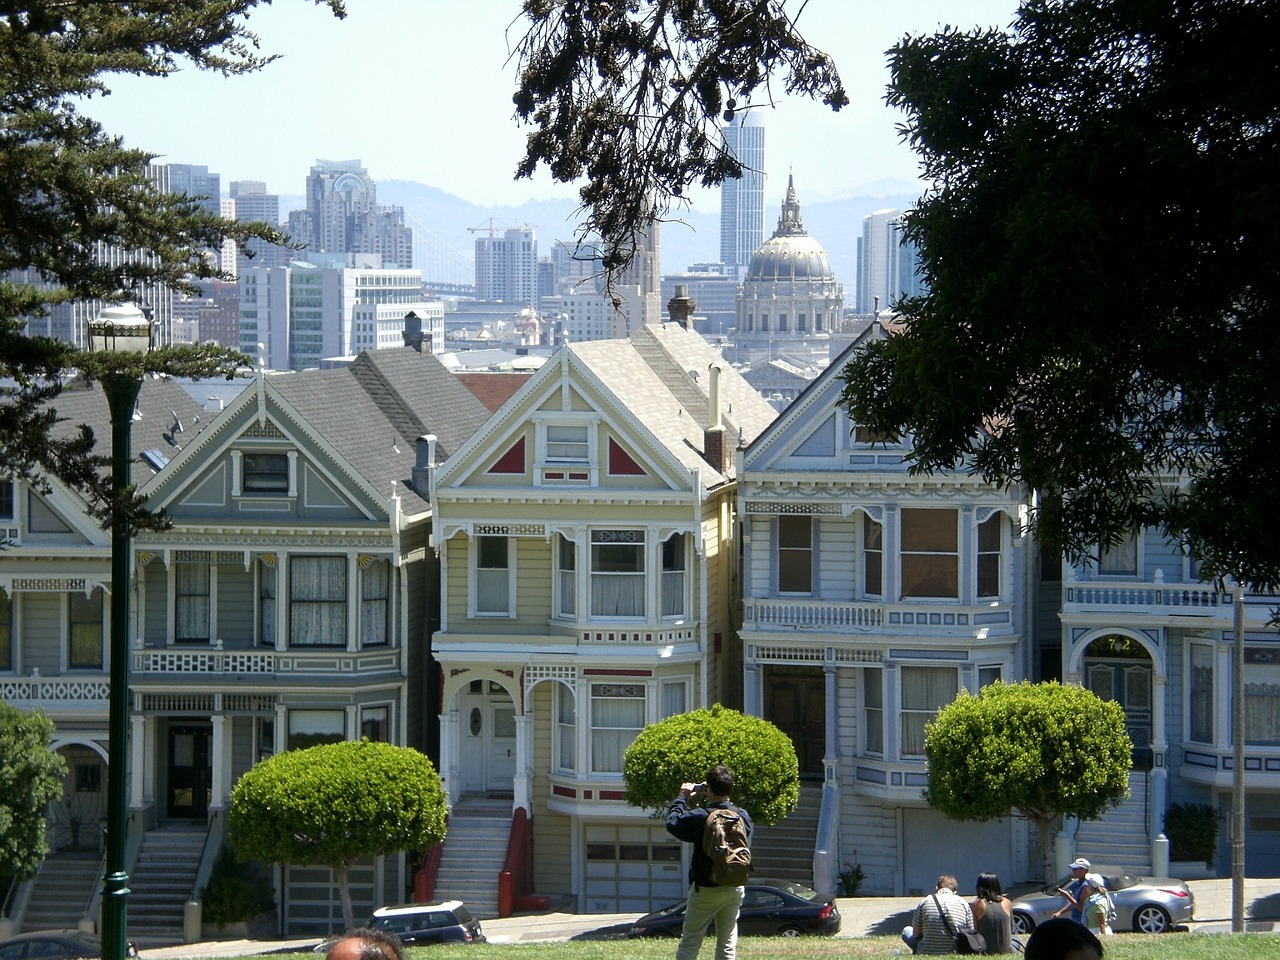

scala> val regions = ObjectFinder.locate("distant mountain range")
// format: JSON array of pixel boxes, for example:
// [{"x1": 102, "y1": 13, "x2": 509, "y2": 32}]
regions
[{"x1": 282, "y1": 179, "x2": 923, "y2": 295}]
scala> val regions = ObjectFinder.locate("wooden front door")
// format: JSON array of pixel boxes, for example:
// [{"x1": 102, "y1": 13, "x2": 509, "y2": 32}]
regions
[{"x1": 764, "y1": 666, "x2": 825, "y2": 776}]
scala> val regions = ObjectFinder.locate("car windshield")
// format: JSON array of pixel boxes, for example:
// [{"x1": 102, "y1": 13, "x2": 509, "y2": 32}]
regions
[
  {"x1": 772, "y1": 881, "x2": 820, "y2": 901},
  {"x1": 1041, "y1": 873, "x2": 1138, "y2": 895}
]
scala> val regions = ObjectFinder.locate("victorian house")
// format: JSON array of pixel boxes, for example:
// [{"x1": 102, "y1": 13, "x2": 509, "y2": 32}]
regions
[{"x1": 427, "y1": 320, "x2": 778, "y2": 913}]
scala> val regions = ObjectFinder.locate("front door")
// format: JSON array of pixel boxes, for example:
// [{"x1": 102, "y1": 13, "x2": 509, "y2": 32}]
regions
[
  {"x1": 764, "y1": 666, "x2": 825, "y2": 776},
  {"x1": 167, "y1": 723, "x2": 212, "y2": 819},
  {"x1": 460, "y1": 681, "x2": 517, "y2": 795},
  {"x1": 1083, "y1": 635, "x2": 1154, "y2": 763}
]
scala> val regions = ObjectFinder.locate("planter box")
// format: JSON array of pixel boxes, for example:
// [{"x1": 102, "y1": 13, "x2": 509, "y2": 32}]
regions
[
  {"x1": 1169, "y1": 859, "x2": 1216, "y2": 880},
  {"x1": 201, "y1": 921, "x2": 250, "y2": 940}
]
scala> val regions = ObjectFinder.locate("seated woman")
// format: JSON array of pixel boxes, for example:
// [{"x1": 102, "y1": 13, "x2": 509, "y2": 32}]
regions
[{"x1": 970, "y1": 872, "x2": 1014, "y2": 954}]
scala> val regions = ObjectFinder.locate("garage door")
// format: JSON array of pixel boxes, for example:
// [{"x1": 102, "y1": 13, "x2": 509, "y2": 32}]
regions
[{"x1": 583, "y1": 823, "x2": 686, "y2": 913}]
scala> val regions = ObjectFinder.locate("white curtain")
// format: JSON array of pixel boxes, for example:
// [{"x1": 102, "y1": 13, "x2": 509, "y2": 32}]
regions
[
  {"x1": 361, "y1": 560, "x2": 390, "y2": 646},
  {"x1": 1245, "y1": 683, "x2": 1280, "y2": 745},
  {"x1": 591, "y1": 686, "x2": 644, "y2": 772},
  {"x1": 900, "y1": 666, "x2": 957, "y2": 756},
  {"x1": 175, "y1": 562, "x2": 210, "y2": 642},
  {"x1": 259, "y1": 559, "x2": 276, "y2": 647},
  {"x1": 556, "y1": 685, "x2": 576, "y2": 772},
  {"x1": 591, "y1": 574, "x2": 644, "y2": 617},
  {"x1": 290, "y1": 556, "x2": 347, "y2": 646}
]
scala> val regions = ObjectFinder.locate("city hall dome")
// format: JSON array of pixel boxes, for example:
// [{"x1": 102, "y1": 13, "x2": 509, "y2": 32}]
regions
[{"x1": 745, "y1": 178, "x2": 836, "y2": 284}]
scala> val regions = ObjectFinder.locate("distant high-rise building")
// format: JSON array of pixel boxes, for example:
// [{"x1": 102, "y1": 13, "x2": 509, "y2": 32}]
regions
[
  {"x1": 165, "y1": 163, "x2": 221, "y2": 217},
  {"x1": 719, "y1": 113, "x2": 766, "y2": 273},
  {"x1": 292, "y1": 160, "x2": 411, "y2": 267},
  {"x1": 475, "y1": 227, "x2": 538, "y2": 305},
  {"x1": 231, "y1": 180, "x2": 283, "y2": 276},
  {"x1": 855, "y1": 209, "x2": 927, "y2": 314}
]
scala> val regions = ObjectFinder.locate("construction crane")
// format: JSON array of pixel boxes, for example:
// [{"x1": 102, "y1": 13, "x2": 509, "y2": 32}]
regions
[{"x1": 467, "y1": 218, "x2": 541, "y2": 237}]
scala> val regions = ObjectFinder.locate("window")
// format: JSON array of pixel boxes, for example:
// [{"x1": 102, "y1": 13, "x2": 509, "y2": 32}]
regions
[
  {"x1": 556, "y1": 684, "x2": 576, "y2": 773},
  {"x1": 863, "y1": 516, "x2": 883, "y2": 597},
  {"x1": 556, "y1": 535, "x2": 576, "y2": 619},
  {"x1": 854, "y1": 426, "x2": 898, "y2": 445},
  {"x1": 1189, "y1": 643, "x2": 1213, "y2": 743},
  {"x1": 900, "y1": 509, "x2": 959, "y2": 599},
  {"x1": 546, "y1": 424, "x2": 589, "y2": 462},
  {"x1": 75, "y1": 764, "x2": 102, "y2": 793},
  {"x1": 259, "y1": 558, "x2": 277, "y2": 647},
  {"x1": 978, "y1": 665, "x2": 1002, "y2": 690},
  {"x1": 590, "y1": 530, "x2": 644, "y2": 618},
  {"x1": 288, "y1": 709, "x2": 344, "y2": 750},
  {"x1": 660, "y1": 679, "x2": 688, "y2": 718},
  {"x1": 0, "y1": 590, "x2": 10, "y2": 670},
  {"x1": 901, "y1": 666, "x2": 957, "y2": 757},
  {"x1": 977, "y1": 514, "x2": 1002, "y2": 599},
  {"x1": 0, "y1": 478, "x2": 12, "y2": 519},
  {"x1": 863, "y1": 669, "x2": 883, "y2": 754},
  {"x1": 361, "y1": 705, "x2": 389, "y2": 742},
  {"x1": 777, "y1": 516, "x2": 813, "y2": 594},
  {"x1": 661, "y1": 534, "x2": 687, "y2": 617},
  {"x1": 68, "y1": 589, "x2": 104, "y2": 669},
  {"x1": 361, "y1": 559, "x2": 390, "y2": 646},
  {"x1": 474, "y1": 536, "x2": 512, "y2": 616},
  {"x1": 243, "y1": 452, "x2": 289, "y2": 494},
  {"x1": 1098, "y1": 532, "x2": 1138, "y2": 576},
  {"x1": 1244, "y1": 647, "x2": 1280, "y2": 746},
  {"x1": 290, "y1": 555, "x2": 347, "y2": 646},
  {"x1": 590, "y1": 682, "x2": 644, "y2": 773},
  {"x1": 175, "y1": 561, "x2": 210, "y2": 643}
]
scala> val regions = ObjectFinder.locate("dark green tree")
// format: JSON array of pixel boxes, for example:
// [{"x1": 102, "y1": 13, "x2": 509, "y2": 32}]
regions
[
  {"x1": 0, "y1": 702, "x2": 68, "y2": 880},
  {"x1": 623, "y1": 704, "x2": 799, "y2": 826},
  {"x1": 228, "y1": 739, "x2": 447, "y2": 930},
  {"x1": 514, "y1": 0, "x2": 846, "y2": 279},
  {"x1": 838, "y1": 0, "x2": 1280, "y2": 590},
  {"x1": 923, "y1": 682, "x2": 1132, "y2": 881},
  {"x1": 1, "y1": 1, "x2": 344, "y2": 525}
]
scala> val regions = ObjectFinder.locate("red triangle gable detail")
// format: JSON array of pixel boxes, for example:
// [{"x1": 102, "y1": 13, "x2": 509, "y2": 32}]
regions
[
  {"x1": 608, "y1": 437, "x2": 646, "y2": 476},
  {"x1": 488, "y1": 436, "x2": 526, "y2": 474}
]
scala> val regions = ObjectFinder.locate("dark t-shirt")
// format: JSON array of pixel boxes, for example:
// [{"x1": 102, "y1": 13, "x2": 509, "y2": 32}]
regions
[{"x1": 666, "y1": 796, "x2": 753, "y2": 887}]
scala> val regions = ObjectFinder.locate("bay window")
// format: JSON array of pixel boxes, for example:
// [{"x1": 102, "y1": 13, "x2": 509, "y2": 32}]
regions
[
  {"x1": 591, "y1": 530, "x2": 644, "y2": 618},
  {"x1": 175, "y1": 561, "x2": 211, "y2": 643},
  {"x1": 556, "y1": 535, "x2": 576, "y2": 619},
  {"x1": 977, "y1": 514, "x2": 1002, "y2": 599},
  {"x1": 863, "y1": 515, "x2": 883, "y2": 597},
  {"x1": 777, "y1": 515, "x2": 813, "y2": 594},
  {"x1": 259, "y1": 558, "x2": 277, "y2": 647},
  {"x1": 1189, "y1": 643, "x2": 1213, "y2": 743},
  {"x1": 901, "y1": 509, "x2": 959, "y2": 599},
  {"x1": 901, "y1": 666, "x2": 958, "y2": 757},
  {"x1": 360, "y1": 558, "x2": 390, "y2": 646},
  {"x1": 290, "y1": 555, "x2": 347, "y2": 646},
  {"x1": 662, "y1": 533, "x2": 687, "y2": 617},
  {"x1": 863, "y1": 668, "x2": 883, "y2": 754},
  {"x1": 590, "y1": 682, "x2": 644, "y2": 773},
  {"x1": 556, "y1": 684, "x2": 576, "y2": 773},
  {"x1": 68, "y1": 589, "x2": 104, "y2": 669}
]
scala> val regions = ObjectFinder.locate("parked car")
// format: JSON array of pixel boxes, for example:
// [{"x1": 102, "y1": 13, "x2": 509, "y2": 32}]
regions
[
  {"x1": 368, "y1": 901, "x2": 487, "y2": 945},
  {"x1": 1011, "y1": 871, "x2": 1195, "y2": 934},
  {"x1": 0, "y1": 932, "x2": 137, "y2": 960},
  {"x1": 628, "y1": 880, "x2": 841, "y2": 938}
]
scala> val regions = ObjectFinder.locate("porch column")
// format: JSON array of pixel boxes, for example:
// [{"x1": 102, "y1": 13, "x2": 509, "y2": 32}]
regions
[
  {"x1": 824, "y1": 663, "x2": 838, "y2": 784},
  {"x1": 439, "y1": 709, "x2": 461, "y2": 805},
  {"x1": 209, "y1": 714, "x2": 233, "y2": 811},
  {"x1": 514, "y1": 711, "x2": 533, "y2": 813},
  {"x1": 130, "y1": 714, "x2": 146, "y2": 809},
  {"x1": 743, "y1": 661, "x2": 762, "y2": 716}
]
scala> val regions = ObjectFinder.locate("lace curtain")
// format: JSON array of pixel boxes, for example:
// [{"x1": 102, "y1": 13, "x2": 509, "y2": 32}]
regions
[{"x1": 290, "y1": 556, "x2": 347, "y2": 646}]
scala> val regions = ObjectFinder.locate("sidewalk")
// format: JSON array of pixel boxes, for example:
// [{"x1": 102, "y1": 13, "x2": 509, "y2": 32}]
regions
[{"x1": 138, "y1": 877, "x2": 1280, "y2": 958}]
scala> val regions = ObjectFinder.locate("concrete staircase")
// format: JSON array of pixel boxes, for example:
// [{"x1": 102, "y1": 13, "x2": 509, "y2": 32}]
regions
[
  {"x1": 1074, "y1": 771, "x2": 1153, "y2": 876},
  {"x1": 432, "y1": 796, "x2": 511, "y2": 918},
  {"x1": 748, "y1": 782, "x2": 821, "y2": 887},
  {"x1": 127, "y1": 824, "x2": 207, "y2": 947},
  {"x1": 20, "y1": 850, "x2": 102, "y2": 931}
]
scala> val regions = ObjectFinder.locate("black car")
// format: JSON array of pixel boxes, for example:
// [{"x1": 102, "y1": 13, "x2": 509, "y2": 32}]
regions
[
  {"x1": 628, "y1": 880, "x2": 841, "y2": 938},
  {"x1": 369, "y1": 901, "x2": 486, "y2": 945},
  {"x1": 0, "y1": 932, "x2": 137, "y2": 960}
]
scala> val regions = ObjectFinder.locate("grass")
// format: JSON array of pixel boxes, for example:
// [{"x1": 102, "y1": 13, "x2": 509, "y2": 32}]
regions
[{"x1": 260, "y1": 932, "x2": 1279, "y2": 960}]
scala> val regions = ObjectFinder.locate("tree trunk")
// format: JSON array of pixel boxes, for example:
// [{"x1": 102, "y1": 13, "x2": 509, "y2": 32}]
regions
[
  {"x1": 336, "y1": 861, "x2": 355, "y2": 931},
  {"x1": 1033, "y1": 815, "x2": 1056, "y2": 884}
]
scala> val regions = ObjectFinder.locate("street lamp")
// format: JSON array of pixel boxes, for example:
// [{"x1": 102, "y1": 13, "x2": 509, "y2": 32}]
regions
[{"x1": 87, "y1": 303, "x2": 154, "y2": 960}]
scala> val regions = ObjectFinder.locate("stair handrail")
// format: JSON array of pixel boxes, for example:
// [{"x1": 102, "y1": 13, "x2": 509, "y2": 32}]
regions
[
  {"x1": 192, "y1": 808, "x2": 228, "y2": 899},
  {"x1": 83, "y1": 853, "x2": 107, "y2": 927},
  {"x1": 497, "y1": 807, "x2": 535, "y2": 918}
]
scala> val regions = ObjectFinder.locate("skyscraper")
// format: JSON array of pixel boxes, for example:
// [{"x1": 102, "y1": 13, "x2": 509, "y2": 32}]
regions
[
  {"x1": 165, "y1": 163, "x2": 221, "y2": 217},
  {"x1": 719, "y1": 112, "x2": 766, "y2": 274},
  {"x1": 474, "y1": 227, "x2": 538, "y2": 305},
  {"x1": 297, "y1": 160, "x2": 412, "y2": 267},
  {"x1": 855, "y1": 209, "x2": 927, "y2": 314},
  {"x1": 230, "y1": 180, "x2": 282, "y2": 277}
]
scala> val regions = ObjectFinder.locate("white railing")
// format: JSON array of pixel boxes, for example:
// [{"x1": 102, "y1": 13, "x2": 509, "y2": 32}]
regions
[
  {"x1": 743, "y1": 598, "x2": 1014, "y2": 633},
  {"x1": 132, "y1": 647, "x2": 401, "y2": 676},
  {"x1": 0, "y1": 676, "x2": 109, "y2": 704},
  {"x1": 1064, "y1": 581, "x2": 1222, "y2": 614},
  {"x1": 577, "y1": 625, "x2": 699, "y2": 645}
]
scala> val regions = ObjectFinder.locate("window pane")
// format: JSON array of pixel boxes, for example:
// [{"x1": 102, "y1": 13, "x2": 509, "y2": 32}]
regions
[
  {"x1": 243, "y1": 452, "x2": 289, "y2": 493},
  {"x1": 901, "y1": 509, "x2": 958, "y2": 599},
  {"x1": 546, "y1": 424, "x2": 589, "y2": 461},
  {"x1": 361, "y1": 706, "x2": 389, "y2": 742},
  {"x1": 1190, "y1": 644, "x2": 1213, "y2": 743},
  {"x1": 288, "y1": 709, "x2": 344, "y2": 750},
  {"x1": 778, "y1": 516, "x2": 812, "y2": 594},
  {"x1": 361, "y1": 559, "x2": 390, "y2": 646},
  {"x1": 863, "y1": 669, "x2": 883, "y2": 754},
  {"x1": 901, "y1": 510, "x2": 958, "y2": 552},
  {"x1": 900, "y1": 666, "x2": 957, "y2": 757},
  {"x1": 863, "y1": 516, "x2": 883, "y2": 596},
  {"x1": 290, "y1": 556, "x2": 347, "y2": 646},
  {"x1": 259, "y1": 558, "x2": 277, "y2": 647},
  {"x1": 556, "y1": 684, "x2": 576, "y2": 772},
  {"x1": 476, "y1": 536, "x2": 510, "y2": 615},
  {"x1": 1098, "y1": 533, "x2": 1138, "y2": 575},
  {"x1": 69, "y1": 590, "x2": 104, "y2": 668},
  {"x1": 175, "y1": 562, "x2": 210, "y2": 642},
  {"x1": 590, "y1": 683, "x2": 644, "y2": 772},
  {"x1": 557, "y1": 536, "x2": 576, "y2": 618},
  {"x1": 591, "y1": 531, "x2": 645, "y2": 618},
  {"x1": 662, "y1": 534, "x2": 686, "y2": 617},
  {"x1": 0, "y1": 591, "x2": 11, "y2": 669}
]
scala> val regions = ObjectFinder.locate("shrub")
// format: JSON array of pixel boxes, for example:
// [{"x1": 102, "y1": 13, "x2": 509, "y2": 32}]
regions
[
  {"x1": 1164, "y1": 802, "x2": 1221, "y2": 864},
  {"x1": 200, "y1": 844, "x2": 273, "y2": 925}
]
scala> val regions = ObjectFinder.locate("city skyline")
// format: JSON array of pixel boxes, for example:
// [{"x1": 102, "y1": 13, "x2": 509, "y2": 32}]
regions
[{"x1": 83, "y1": 1, "x2": 1018, "y2": 213}]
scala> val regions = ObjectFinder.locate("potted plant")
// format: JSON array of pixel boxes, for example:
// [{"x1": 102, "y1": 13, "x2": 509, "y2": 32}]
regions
[{"x1": 1163, "y1": 802, "x2": 1221, "y2": 878}]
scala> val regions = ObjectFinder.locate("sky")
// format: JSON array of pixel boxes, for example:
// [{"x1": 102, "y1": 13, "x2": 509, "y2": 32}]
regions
[{"x1": 85, "y1": 0, "x2": 1020, "y2": 212}]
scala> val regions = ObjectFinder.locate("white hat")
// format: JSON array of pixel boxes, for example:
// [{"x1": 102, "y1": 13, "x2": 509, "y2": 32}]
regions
[
  {"x1": 1069, "y1": 857, "x2": 1091, "y2": 870},
  {"x1": 1085, "y1": 873, "x2": 1106, "y2": 890}
]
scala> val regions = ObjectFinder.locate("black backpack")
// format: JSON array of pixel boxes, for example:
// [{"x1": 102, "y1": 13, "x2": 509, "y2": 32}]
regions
[{"x1": 702, "y1": 806, "x2": 751, "y2": 886}]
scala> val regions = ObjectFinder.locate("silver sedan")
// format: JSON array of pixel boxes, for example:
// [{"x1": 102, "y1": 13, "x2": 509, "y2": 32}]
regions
[{"x1": 1011, "y1": 871, "x2": 1195, "y2": 934}]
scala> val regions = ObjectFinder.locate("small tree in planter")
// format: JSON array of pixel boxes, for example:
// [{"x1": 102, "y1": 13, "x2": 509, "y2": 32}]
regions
[
  {"x1": 1164, "y1": 803, "x2": 1221, "y2": 866},
  {"x1": 200, "y1": 844, "x2": 274, "y2": 934}
]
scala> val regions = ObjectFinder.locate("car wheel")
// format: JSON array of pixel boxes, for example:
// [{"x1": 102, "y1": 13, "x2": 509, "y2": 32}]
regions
[
  {"x1": 1133, "y1": 904, "x2": 1170, "y2": 934},
  {"x1": 1011, "y1": 912, "x2": 1036, "y2": 936},
  {"x1": 777, "y1": 925, "x2": 804, "y2": 938}
]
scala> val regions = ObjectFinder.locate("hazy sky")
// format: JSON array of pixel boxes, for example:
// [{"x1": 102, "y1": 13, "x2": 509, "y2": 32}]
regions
[{"x1": 86, "y1": 0, "x2": 1019, "y2": 211}]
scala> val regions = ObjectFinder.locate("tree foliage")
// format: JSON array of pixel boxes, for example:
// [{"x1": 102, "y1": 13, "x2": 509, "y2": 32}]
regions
[
  {"x1": 623, "y1": 704, "x2": 799, "y2": 826},
  {"x1": 0, "y1": 702, "x2": 67, "y2": 880},
  {"x1": 514, "y1": 0, "x2": 846, "y2": 279},
  {"x1": 838, "y1": 0, "x2": 1280, "y2": 590},
  {"x1": 1, "y1": 1, "x2": 342, "y2": 527},
  {"x1": 227, "y1": 739, "x2": 446, "y2": 929},
  {"x1": 923, "y1": 682, "x2": 1131, "y2": 879}
]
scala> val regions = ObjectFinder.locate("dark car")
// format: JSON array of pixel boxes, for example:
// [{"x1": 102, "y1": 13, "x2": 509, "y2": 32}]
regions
[
  {"x1": 368, "y1": 901, "x2": 486, "y2": 945},
  {"x1": 1011, "y1": 871, "x2": 1195, "y2": 934},
  {"x1": 0, "y1": 932, "x2": 137, "y2": 960},
  {"x1": 628, "y1": 880, "x2": 841, "y2": 938}
]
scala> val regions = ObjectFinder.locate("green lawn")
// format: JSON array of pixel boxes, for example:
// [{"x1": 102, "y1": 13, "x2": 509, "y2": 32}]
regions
[{"x1": 262, "y1": 932, "x2": 1278, "y2": 960}]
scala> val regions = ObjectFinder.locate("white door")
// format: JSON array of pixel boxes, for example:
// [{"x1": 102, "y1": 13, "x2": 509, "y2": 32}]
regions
[{"x1": 487, "y1": 703, "x2": 517, "y2": 790}]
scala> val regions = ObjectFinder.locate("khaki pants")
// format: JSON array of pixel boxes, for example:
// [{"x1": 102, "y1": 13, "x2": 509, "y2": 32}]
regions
[{"x1": 676, "y1": 882, "x2": 745, "y2": 960}]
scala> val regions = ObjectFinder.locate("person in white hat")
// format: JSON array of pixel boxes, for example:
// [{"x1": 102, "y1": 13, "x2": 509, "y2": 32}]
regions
[
  {"x1": 1081, "y1": 874, "x2": 1114, "y2": 936},
  {"x1": 1052, "y1": 857, "x2": 1092, "y2": 923}
]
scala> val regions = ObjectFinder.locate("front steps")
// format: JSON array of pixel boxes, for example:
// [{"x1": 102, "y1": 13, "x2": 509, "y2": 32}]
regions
[
  {"x1": 432, "y1": 796, "x2": 510, "y2": 918},
  {"x1": 127, "y1": 824, "x2": 207, "y2": 947},
  {"x1": 1074, "y1": 772, "x2": 1154, "y2": 876},
  {"x1": 748, "y1": 783, "x2": 821, "y2": 887},
  {"x1": 21, "y1": 850, "x2": 101, "y2": 931}
]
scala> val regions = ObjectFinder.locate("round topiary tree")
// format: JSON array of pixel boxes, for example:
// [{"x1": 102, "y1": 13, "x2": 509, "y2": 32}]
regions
[
  {"x1": 623, "y1": 704, "x2": 799, "y2": 825},
  {"x1": 228, "y1": 739, "x2": 446, "y2": 929}
]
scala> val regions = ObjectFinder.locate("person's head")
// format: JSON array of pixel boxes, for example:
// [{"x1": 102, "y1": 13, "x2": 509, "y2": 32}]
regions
[
  {"x1": 935, "y1": 874, "x2": 959, "y2": 893},
  {"x1": 1069, "y1": 856, "x2": 1091, "y2": 877},
  {"x1": 705, "y1": 764, "x2": 734, "y2": 798},
  {"x1": 1024, "y1": 917, "x2": 1103, "y2": 960},
  {"x1": 1085, "y1": 873, "x2": 1106, "y2": 893},
  {"x1": 975, "y1": 872, "x2": 1004, "y2": 902},
  {"x1": 326, "y1": 929, "x2": 405, "y2": 960}
]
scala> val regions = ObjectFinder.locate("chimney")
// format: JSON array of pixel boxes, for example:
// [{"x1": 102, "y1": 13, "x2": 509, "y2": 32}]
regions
[
  {"x1": 667, "y1": 283, "x2": 697, "y2": 329},
  {"x1": 704, "y1": 362, "x2": 728, "y2": 474},
  {"x1": 402, "y1": 310, "x2": 430, "y2": 353},
  {"x1": 412, "y1": 434, "x2": 437, "y2": 499}
]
